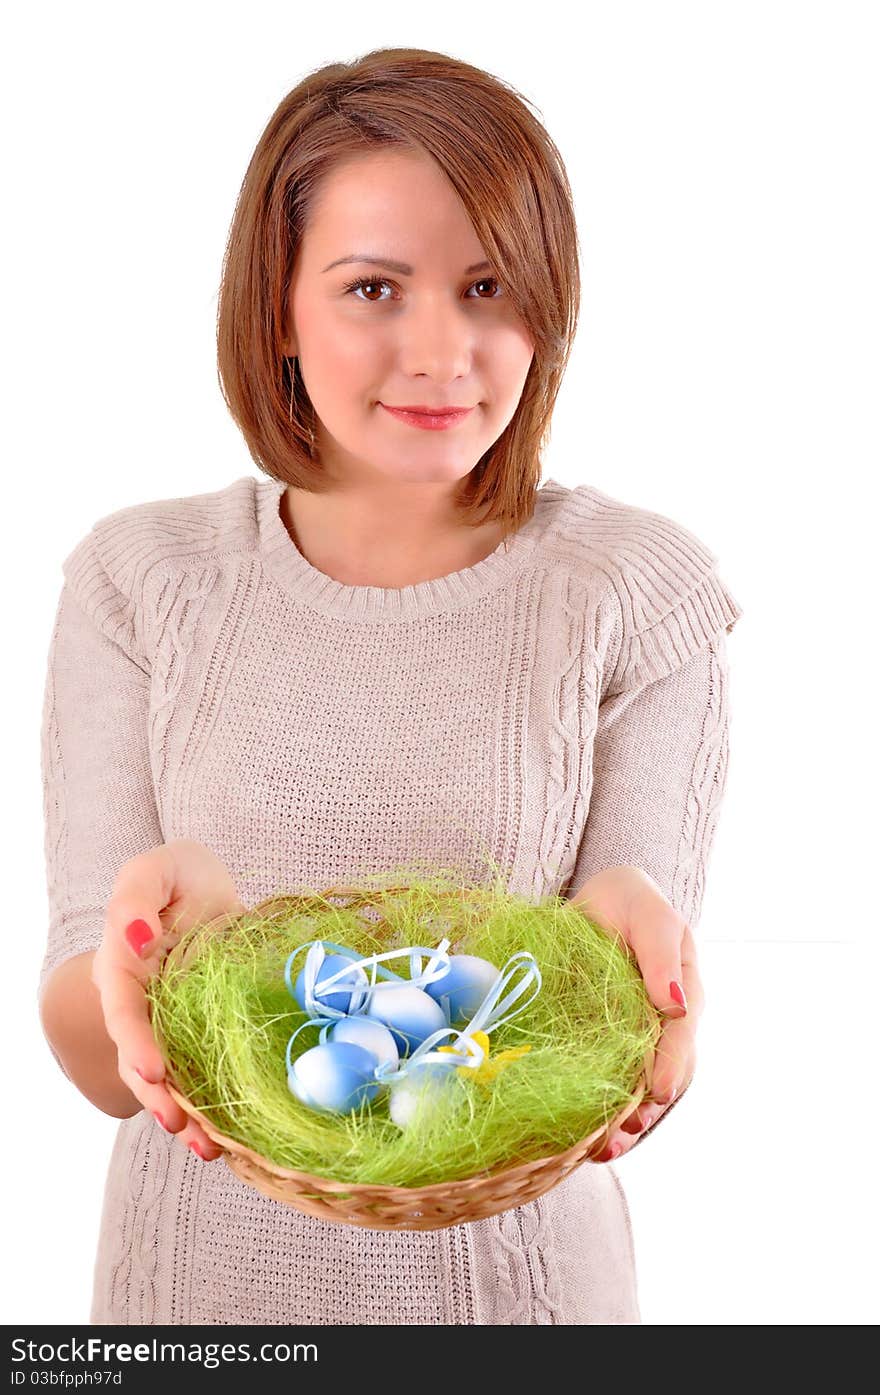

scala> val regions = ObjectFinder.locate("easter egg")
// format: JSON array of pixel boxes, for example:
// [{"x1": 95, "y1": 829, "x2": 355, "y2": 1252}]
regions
[
  {"x1": 362, "y1": 982, "x2": 448, "y2": 1056},
  {"x1": 287, "y1": 1040, "x2": 380, "y2": 1114},
  {"x1": 424, "y1": 953, "x2": 500, "y2": 1024},
  {"x1": 328, "y1": 1016, "x2": 399, "y2": 1073},
  {"x1": 388, "y1": 1061, "x2": 459, "y2": 1129},
  {"x1": 294, "y1": 952, "x2": 369, "y2": 1016}
]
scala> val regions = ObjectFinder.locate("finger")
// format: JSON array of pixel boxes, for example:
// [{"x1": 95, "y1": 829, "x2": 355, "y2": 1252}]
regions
[
  {"x1": 679, "y1": 923, "x2": 705, "y2": 1020},
  {"x1": 624, "y1": 887, "x2": 692, "y2": 1020},
  {"x1": 617, "y1": 1056, "x2": 696, "y2": 1157},
  {"x1": 598, "y1": 946, "x2": 702, "y2": 1161},
  {"x1": 602, "y1": 1051, "x2": 696, "y2": 1160},
  {"x1": 108, "y1": 846, "x2": 185, "y2": 952},
  {"x1": 187, "y1": 1113, "x2": 226, "y2": 1161},
  {"x1": 103, "y1": 895, "x2": 170, "y2": 981},
  {"x1": 98, "y1": 960, "x2": 224, "y2": 1160},
  {"x1": 620, "y1": 1107, "x2": 649, "y2": 1134},
  {"x1": 115, "y1": 1057, "x2": 225, "y2": 1161},
  {"x1": 159, "y1": 839, "x2": 249, "y2": 939},
  {"x1": 106, "y1": 844, "x2": 238, "y2": 968},
  {"x1": 114, "y1": 1054, "x2": 187, "y2": 1131},
  {"x1": 645, "y1": 1012, "x2": 695, "y2": 1103},
  {"x1": 93, "y1": 955, "x2": 167, "y2": 1085}
]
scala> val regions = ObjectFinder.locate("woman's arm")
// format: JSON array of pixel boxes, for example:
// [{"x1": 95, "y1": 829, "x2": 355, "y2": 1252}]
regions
[
  {"x1": 566, "y1": 631, "x2": 734, "y2": 932},
  {"x1": 37, "y1": 575, "x2": 166, "y2": 1116},
  {"x1": 39, "y1": 950, "x2": 142, "y2": 1118},
  {"x1": 564, "y1": 631, "x2": 735, "y2": 1155}
]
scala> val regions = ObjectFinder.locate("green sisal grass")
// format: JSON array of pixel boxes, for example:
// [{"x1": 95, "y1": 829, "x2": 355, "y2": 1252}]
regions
[{"x1": 146, "y1": 869, "x2": 661, "y2": 1188}]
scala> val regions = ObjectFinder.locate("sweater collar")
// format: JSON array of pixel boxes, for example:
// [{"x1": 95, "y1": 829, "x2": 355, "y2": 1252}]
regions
[{"x1": 255, "y1": 476, "x2": 569, "y2": 621}]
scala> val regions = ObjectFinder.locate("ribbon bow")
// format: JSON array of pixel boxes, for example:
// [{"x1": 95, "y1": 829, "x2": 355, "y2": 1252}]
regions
[{"x1": 373, "y1": 949, "x2": 542, "y2": 1084}]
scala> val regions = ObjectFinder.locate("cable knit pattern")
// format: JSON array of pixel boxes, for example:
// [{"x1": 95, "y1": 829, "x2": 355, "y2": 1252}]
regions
[
  {"x1": 108, "y1": 1113, "x2": 170, "y2": 1323},
  {"x1": 670, "y1": 636, "x2": 731, "y2": 926},
  {"x1": 37, "y1": 473, "x2": 743, "y2": 1325},
  {"x1": 149, "y1": 568, "x2": 221, "y2": 801},
  {"x1": 492, "y1": 1195, "x2": 565, "y2": 1323}
]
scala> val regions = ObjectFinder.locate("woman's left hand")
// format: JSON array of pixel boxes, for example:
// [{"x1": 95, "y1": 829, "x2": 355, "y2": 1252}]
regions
[{"x1": 568, "y1": 864, "x2": 704, "y2": 1161}]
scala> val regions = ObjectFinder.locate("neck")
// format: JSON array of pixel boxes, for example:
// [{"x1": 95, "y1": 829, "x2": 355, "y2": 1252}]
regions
[{"x1": 279, "y1": 485, "x2": 507, "y2": 589}]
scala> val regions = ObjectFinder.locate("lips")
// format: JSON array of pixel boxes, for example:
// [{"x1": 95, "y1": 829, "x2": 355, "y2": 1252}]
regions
[
  {"x1": 381, "y1": 405, "x2": 472, "y2": 415},
  {"x1": 380, "y1": 403, "x2": 475, "y2": 432}
]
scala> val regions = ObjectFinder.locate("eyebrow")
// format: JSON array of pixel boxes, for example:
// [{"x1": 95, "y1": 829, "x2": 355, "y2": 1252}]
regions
[{"x1": 322, "y1": 254, "x2": 492, "y2": 276}]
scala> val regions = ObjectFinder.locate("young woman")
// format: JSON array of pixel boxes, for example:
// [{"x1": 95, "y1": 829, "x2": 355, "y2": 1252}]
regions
[{"x1": 38, "y1": 47, "x2": 742, "y2": 1324}]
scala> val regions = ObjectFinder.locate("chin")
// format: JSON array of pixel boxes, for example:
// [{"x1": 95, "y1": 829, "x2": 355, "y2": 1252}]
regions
[{"x1": 383, "y1": 460, "x2": 477, "y2": 485}]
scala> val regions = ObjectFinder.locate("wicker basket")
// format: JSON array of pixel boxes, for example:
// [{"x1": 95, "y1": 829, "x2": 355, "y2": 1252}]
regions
[{"x1": 154, "y1": 885, "x2": 657, "y2": 1231}]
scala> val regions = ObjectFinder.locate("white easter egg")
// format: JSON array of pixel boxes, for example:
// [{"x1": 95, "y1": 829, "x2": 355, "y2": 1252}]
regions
[
  {"x1": 362, "y1": 982, "x2": 448, "y2": 1056},
  {"x1": 424, "y1": 953, "x2": 500, "y2": 1024},
  {"x1": 287, "y1": 1040, "x2": 380, "y2": 1114},
  {"x1": 294, "y1": 952, "x2": 368, "y2": 1015},
  {"x1": 328, "y1": 1016, "x2": 399, "y2": 1072},
  {"x1": 388, "y1": 1063, "x2": 457, "y2": 1129}
]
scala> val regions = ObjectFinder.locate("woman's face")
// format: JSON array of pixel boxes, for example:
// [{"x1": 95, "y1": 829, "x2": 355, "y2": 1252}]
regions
[{"x1": 282, "y1": 146, "x2": 535, "y2": 491}]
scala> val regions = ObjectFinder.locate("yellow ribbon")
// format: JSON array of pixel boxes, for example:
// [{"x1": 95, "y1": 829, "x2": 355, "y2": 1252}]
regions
[{"x1": 438, "y1": 1031, "x2": 532, "y2": 1087}]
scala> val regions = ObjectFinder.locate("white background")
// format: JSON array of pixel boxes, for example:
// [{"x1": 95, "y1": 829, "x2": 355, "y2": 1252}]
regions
[{"x1": 3, "y1": 0, "x2": 877, "y2": 1325}]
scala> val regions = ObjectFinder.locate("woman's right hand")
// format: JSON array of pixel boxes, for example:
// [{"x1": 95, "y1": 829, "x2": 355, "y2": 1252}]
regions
[{"x1": 93, "y1": 838, "x2": 249, "y2": 1162}]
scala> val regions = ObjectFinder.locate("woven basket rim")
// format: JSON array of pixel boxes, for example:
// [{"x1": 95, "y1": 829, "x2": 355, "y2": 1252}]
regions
[{"x1": 163, "y1": 1073, "x2": 649, "y2": 1199}]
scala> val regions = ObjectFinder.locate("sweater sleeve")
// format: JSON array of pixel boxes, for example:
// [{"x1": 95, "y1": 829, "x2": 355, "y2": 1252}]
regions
[
  {"x1": 566, "y1": 632, "x2": 733, "y2": 929},
  {"x1": 565, "y1": 500, "x2": 744, "y2": 926},
  {"x1": 37, "y1": 528, "x2": 164, "y2": 1005}
]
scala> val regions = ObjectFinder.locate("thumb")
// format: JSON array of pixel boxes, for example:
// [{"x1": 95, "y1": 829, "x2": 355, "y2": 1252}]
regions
[
  {"x1": 630, "y1": 916, "x2": 688, "y2": 1018},
  {"x1": 623, "y1": 892, "x2": 690, "y2": 1020},
  {"x1": 122, "y1": 841, "x2": 248, "y2": 947},
  {"x1": 640, "y1": 949, "x2": 688, "y2": 1020}
]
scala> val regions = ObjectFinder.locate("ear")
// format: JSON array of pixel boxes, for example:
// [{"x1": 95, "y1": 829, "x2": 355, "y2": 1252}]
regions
[{"x1": 280, "y1": 309, "x2": 297, "y2": 359}]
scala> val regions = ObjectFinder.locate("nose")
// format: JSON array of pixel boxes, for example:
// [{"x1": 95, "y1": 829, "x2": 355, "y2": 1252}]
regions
[{"x1": 396, "y1": 293, "x2": 475, "y2": 381}]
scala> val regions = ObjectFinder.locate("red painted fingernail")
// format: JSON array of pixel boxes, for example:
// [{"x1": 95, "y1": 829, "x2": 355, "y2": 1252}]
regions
[
  {"x1": 189, "y1": 1141, "x2": 206, "y2": 1160},
  {"x1": 669, "y1": 979, "x2": 688, "y2": 1011},
  {"x1": 153, "y1": 1111, "x2": 169, "y2": 1131},
  {"x1": 125, "y1": 919, "x2": 153, "y2": 956}
]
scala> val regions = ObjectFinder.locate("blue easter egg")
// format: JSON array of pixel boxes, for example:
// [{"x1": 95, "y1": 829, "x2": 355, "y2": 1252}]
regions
[
  {"x1": 294, "y1": 951, "x2": 368, "y2": 1015},
  {"x1": 328, "y1": 1016, "x2": 399, "y2": 1073},
  {"x1": 424, "y1": 953, "x2": 500, "y2": 1024},
  {"x1": 362, "y1": 982, "x2": 448, "y2": 1056},
  {"x1": 287, "y1": 1040, "x2": 380, "y2": 1114}
]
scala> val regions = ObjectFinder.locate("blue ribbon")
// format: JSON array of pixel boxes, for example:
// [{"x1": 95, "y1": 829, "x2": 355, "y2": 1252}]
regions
[
  {"x1": 284, "y1": 936, "x2": 454, "y2": 1014},
  {"x1": 283, "y1": 939, "x2": 542, "y2": 1086},
  {"x1": 373, "y1": 950, "x2": 543, "y2": 1084},
  {"x1": 283, "y1": 938, "x2": 453, "y2": 1075}
]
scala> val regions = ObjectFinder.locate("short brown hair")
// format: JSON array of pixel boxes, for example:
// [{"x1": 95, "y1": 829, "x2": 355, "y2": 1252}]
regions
[{"x1": 216, "y1": 47, "x2": 581, "y2": 539}]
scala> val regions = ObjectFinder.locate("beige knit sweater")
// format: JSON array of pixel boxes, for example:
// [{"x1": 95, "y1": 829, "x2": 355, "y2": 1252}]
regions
[{"x1": 38, "y1": 473, "x2": 742, "y2": 1325}]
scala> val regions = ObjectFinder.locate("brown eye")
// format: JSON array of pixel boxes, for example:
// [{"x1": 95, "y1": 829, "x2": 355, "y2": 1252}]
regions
[
  {"x1": 469, "y1": 278, "x2": 502, "y2": 299},
  {"x1": 344, "y1": 275, "x2": 394, "y2": 302}
]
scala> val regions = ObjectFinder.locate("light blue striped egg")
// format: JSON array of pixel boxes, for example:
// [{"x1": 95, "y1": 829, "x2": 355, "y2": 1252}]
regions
[
  {"x1": 293, "y1": 952, "x2": 368, "y2": 1015},
  {"x1": 362, "y1": 982, "x2": 448, "y2": 1056},
  {"x1": 287, "y1": 1040, "x2": 380, "y2": 1114},
  {"x1": 424, "y1": 953, "x2": 500, "y2": 1024},
  {"x1": 328, "y1": 1016, "x2": 399, "y2": 1073}
]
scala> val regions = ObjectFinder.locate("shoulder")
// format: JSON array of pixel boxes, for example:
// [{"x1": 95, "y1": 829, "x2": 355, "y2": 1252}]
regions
[
  {"x1": 58, "y1": 475, "x2": 262, "y2": 666},
  {"x1": 62, "y1": 475, "x2": 261, "y2": 590},
  {"x1": 546, "y1": 481, "x2": 744, "y2": 696}
]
